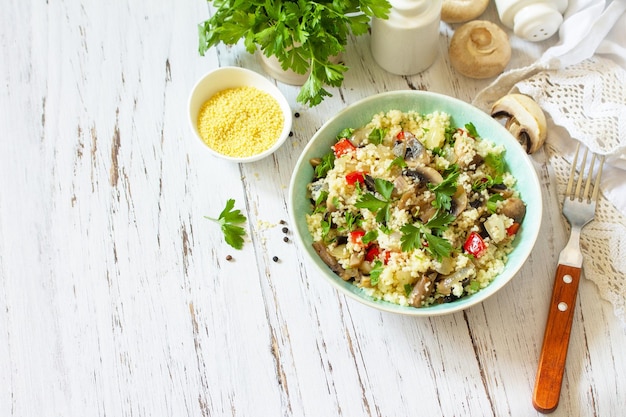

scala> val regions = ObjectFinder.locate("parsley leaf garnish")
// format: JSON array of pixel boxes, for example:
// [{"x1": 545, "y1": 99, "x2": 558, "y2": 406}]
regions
[
  {"x1": 472, "y1": 174, "x2": 503, "y2": 192},
  {"x1": 404, "y1": 284, "x2": 414, "y2": 297},
  {"x1": 400, "y1": 223, "x2": 422, "y2": 252},
  {"x1": 428, "y1": 166, "x2": 459, "y2": 211},
  {"x1": 313, "y1": 190, "x2": 329, "y2": 214},
  {"x1": 465, "y1": 122, "x2": 479, "y2": 138},
  {"x1": 205, "y1": 199, "x2": 247, "y2": 250},
  {"x1": 485, "y1": 152, "x2": 506, "y2": 175},
  {"x1": 487, "y1": 194, "x2": 504, "y2": 213},
  {"x1": 400, "y1": 212, "x2": 454, "y2": 260},
  {"x1": 315, "y1": 152, "x2": 335, "y2": 179},
  {"x1": 370, "y1": 260, "x2": 384, "y2": 286},
  {"x1": 424, "y1": 233, "x2": 454, "y2": 260},
  {"x1": 388, "y1": 156, "x2": 407, "y2": 170},
  {"x1": 321, "y1": 219, "x2": 332, "y2": 241},
  {"x1": 362, "y1": 230, "x2": 379, "y2": 245},
  {"x1": 342, "y1": 211, "x2": 362, "y2": 232},
  {"x1": 368, "y1": 128, "x2": 387, "y2": 145},
  {"x1": 337, "y1": 128, "x2": 355, "y2": 140},
  {"x1": 355, "y1": 178, "x2": 394, "y2": 226}
]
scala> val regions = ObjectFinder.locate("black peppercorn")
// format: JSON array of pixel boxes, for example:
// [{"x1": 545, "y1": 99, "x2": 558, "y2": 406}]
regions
[{"x1": 272, "y1": 256, "x2": 279, "y2": 262}]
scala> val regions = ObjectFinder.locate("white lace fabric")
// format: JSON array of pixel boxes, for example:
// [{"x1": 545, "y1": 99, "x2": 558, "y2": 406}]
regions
[
  {"x1": 473, "y1": 1, "x2": 626, "y2": 327},
  {"x1": 516, "y1": 56, "x2": 626, "y2": 157}
]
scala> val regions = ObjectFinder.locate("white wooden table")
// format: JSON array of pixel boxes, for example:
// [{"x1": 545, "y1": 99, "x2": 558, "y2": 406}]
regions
[{"x1": 2, "y1": 1, "x2": 625, "y2": 416}]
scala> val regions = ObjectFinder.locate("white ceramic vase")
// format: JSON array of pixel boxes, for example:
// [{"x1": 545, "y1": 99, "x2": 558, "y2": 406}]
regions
[
  {"x1": 257, "y1": 49, "x2": 343, "y2": 86},
  {"x1": 257, "y1": 51, "x2": 309, "y2": 85}
]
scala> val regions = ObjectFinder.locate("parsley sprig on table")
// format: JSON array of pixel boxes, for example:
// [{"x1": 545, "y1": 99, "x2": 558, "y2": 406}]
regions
[
  {"x1": 205, "y1": 199, "x2": 247, "y2": 250},
  {"x1": 198, "y1": 0, "x2": 391, "y2": 106}
]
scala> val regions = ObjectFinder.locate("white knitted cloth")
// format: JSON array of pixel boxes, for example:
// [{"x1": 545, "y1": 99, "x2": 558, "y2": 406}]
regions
[{"x1": 474, "y1": 0, "x2": 626, "y2": 327}]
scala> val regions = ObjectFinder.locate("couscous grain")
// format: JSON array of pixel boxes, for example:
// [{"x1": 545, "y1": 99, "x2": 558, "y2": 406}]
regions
[{"x1": 197, "y1": 86, "x2": 283, "y2": 158}]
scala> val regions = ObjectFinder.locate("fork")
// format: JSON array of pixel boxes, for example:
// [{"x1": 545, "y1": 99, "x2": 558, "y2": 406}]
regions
[{"x1": 532, "y1": 143, "x2": 605, "y2": 413}]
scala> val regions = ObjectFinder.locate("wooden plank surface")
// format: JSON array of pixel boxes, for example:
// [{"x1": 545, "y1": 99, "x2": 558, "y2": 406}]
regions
[{"x1": 1, "y1": 1, "x2": 625, "y2": 416}]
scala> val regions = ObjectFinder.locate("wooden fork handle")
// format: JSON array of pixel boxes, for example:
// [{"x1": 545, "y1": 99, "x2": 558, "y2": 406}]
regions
[{"x1": 532, "y1": 264, "x2": 582, "y2": 413}]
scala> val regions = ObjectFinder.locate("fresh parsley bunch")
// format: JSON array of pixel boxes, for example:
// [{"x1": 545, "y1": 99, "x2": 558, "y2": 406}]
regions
[{"x1": 198, "y1": 0, "x2": 391, "y2": 107}]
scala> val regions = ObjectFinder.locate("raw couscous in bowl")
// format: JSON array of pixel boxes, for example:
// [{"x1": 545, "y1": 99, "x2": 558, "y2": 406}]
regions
[
  {"x1": 288, "y1": 91, "x2": 542, "y2": 316},
  {"x1": 188, "y1": 66, "x2": 293, "y2": 163}
]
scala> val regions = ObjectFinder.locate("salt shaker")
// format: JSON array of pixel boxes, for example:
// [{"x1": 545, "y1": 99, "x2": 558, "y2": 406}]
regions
[
  {"x1": 370, "y1": 0, "x2": 442, "y2": 75},
  {"x1": 494, "y1": 0, "x2": 568, "y2": 41}
]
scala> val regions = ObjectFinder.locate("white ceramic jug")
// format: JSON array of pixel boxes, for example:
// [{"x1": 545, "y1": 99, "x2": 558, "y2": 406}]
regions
[{"x1": 370, "y1": 0, "x2": 443, "y2": 75}]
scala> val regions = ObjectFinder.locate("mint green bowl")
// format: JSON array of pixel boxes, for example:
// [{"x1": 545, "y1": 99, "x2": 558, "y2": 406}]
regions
[{"x1": 288, "y1": 91, "x2": 542, "y2": 316}]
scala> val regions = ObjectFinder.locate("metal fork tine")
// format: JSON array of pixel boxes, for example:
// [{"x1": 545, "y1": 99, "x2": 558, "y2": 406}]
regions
[
  {"x1": 583, "y1": 153, "x2": 596, "y2": 202},
  {"x1": 591, "y1": 156, "x2": 605, "y2": 203},
  {"x1": 565, "y1": 143, "x2": 580, "y2": 198},
  {"x1": 574, "y1": 146, "x2": 588, "y2": 201}
]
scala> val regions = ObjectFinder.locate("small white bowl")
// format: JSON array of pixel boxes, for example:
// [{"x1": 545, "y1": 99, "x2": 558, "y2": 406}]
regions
[{"x1": 188, "y1": 66, "x2": 293, "y2": 163}]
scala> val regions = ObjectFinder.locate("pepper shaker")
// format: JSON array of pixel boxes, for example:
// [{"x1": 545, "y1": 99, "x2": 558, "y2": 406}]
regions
[{"x1": 370, "y1": 0, "x2": 443, "y2": 75}]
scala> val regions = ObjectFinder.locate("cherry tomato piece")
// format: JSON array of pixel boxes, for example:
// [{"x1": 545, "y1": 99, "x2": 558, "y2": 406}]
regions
[
  {"x1": 332, "y1": 138, "x2": 356, "y2": 158},
  {"x1": 349, "y1": 230, "x2": 365, "y2": 245},
  {"x1": 463, "y1": 231, "x2": 487, "y2": 258},
  {"x1": 365, "y1": 245, "x2": 391, "y2": 264},
  {"x1": 345, "y1": 171, "x2": 366, "y2": 186},
  {"x1": 506, "y1": 222, "x2": 520, "y2": 236}
]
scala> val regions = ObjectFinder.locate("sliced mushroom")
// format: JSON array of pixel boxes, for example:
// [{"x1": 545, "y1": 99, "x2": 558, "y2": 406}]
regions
[
  {"x1": 408, "y1": 273, "x2": 437, "y2": 307},
  {"x1": 404, "y1": 135, "x2": 430, "y2": 166},
  {"x1": 326, "y1": 193, "x2": 338, "y2": 212},
  {"x1": 392, "y1": 175, "x2": 412, "y2": 197},
  {"x1": 359, "y1": 260, "x2": 373, "y2": 275},
  {"x1": 309, "y1": 157, "x2": 322, "y2": 167},
  {"x1": 312, "y1": 241, "x2": 348, "y2": 279},
  {"x1": 436, "y1": 266, "x2": 474, "y2": 297},
  {"x1": 499, "y1": 197, "x2": 526, "y2": 223},
  {"x1": 361, "y1": 174, "x2": 376, "y2": 194},
  {"x1": 398, "y1": 189, "x2": 417, "y2": 210},
  {"x1": 403, "y1": 166, "x2": 443, "y2": 188},
  {"x1": 397, "y1": 187, "x2": 437, "y2": 222},
  {"x1": 442, "y1": 0, "x2": 490, "y2": 23},
  {"x1": 348, "y1": 252, "x2": 364, "y2": 268},
  {"x1": 417, "y1": 199, "x2": 438, "y2": 223},
  {"x1": 393, "y1": 132, "x2": 430, "y2": 166},
  {"x1": 349, "y1": 127, "x2": 371, "y2": 147},
  {"x1": 450, "y1": 185, "x2": 468, "y2": 217},
  {"x1": 491, "y1": 94, "x2": 547, "y2": 154},
  {"x1": 400, "y1": 167, "x2": 444, "y2": 222},
  {"x1": 342, "y1": 268, "x2": 361, "y2": 281},
  {"x1": 449, "y1": 20, "x2": 511, "y2": 79}
]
